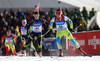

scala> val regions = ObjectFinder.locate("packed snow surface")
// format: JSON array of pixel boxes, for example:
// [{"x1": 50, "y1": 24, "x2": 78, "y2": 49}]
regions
[{"x1": 0, "y1": 56, "x2": 100, "y2": 61}]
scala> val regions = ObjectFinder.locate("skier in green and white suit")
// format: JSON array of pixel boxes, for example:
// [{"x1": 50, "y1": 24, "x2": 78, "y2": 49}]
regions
[{"x1": 49, "y1": 8, "x2": 86, "y2": 56}]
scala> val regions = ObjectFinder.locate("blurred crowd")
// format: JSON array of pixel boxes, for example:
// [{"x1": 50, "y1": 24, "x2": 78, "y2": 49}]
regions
[
  {"x1": 0, "y1": 7, "x2": 99, "y2": 55},
  {"x1": 0, "y1": 7, "x2": 99, "y2": 40},
  {"x1": 0, "y1": 7, "x2": 98, "y2": 36}
]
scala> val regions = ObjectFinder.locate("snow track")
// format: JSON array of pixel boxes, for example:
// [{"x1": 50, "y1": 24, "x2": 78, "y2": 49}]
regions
[{"x1": 0, "y1": 56, "x2": 100, "y2": 61}]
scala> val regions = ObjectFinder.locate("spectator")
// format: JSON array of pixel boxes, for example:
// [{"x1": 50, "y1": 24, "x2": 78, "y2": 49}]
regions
[
  {"x1": 0, "y1": 27, "x2": 7, "y2": 38},
  {"x1": 65, "y1": 8, "x2": 70, "y2": 18},
  {"x1": 13, "y1": 16, "x2": 20, "y2": 28},
  {"x1": 69, "y1": 10, "x2": 77, "y2": 29},
  {"x1": 4, "y1": 21, "x2": 9, "y2": 30},
  {"x1": 3, "y1": 10, "x2": 8, "y2": 19},
  {"x1": 0, "y1": 12, "x2": 4, "y2": 20},
  {"x1": 44, "y1": 12, "x2": 51, "y2": 22},
  {"x1": 48, "y1": 8, "x2": 55, "y2": 19},
  {"x1": 9, "y1": 9, "x2": 15, "y2": 16},
  {"x1": 0, "y1": 18, "x2": 7, "y2": 27},
  {"x1": 39, "y1": 8, "x2": 45, "y2": 18},
  {"x1": 0, "y1": 18, "x2": 9, "y2": 30},
  {"x1": 30, "y1": 10, "x2": 34, "y2": 20},
  {"x1": 76, "y1": 9, "x2": 82, "y2": 18},
  {"x1": 74, "y1": 8, "x2": 78, "y2": 17},
  {"x1": 0, "y1": 27, "x2": 7, "y2": 37},
  {"x1": 6, "y1": 13, "x2": 13, "y2": 26},
  {"x1": 11, "y1": 26, "x2": 16, "y2": 35},
  {"x1": 16, "y1": 9, "x2": 24, "y2": 20},
  {"x1": 81, "y1": 7, "x2": 88, "y2": 24},
  {"x1": 69, "y1": 10, "x2": 76, "y2": 20},
  {"x1": 24, "y1": 10, "x2": 32, "y2": 23},
  {"x1": 78, "y1": 17, "x2": 87, "y2": 32},
  {"x1": 62, "y1": 9, "x2": 66, "y2": 15},
  {"x1": 89, "y1": 8, "x2": 95, "y2": 19}
]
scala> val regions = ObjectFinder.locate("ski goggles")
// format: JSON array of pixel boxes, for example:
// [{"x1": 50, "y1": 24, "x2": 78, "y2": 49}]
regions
[
  {"x1": 7, "y1": 31, "x2": 11, "y2": 34},
  {"x1": 34, "y1": 14, "x2": 39, "y2": 17},
  {"x1": 22, "y1": 22, "x2": 27, "y2": 24},
  {"x1": 56, "y1": 11, "x2": 62, "y2": 14}
]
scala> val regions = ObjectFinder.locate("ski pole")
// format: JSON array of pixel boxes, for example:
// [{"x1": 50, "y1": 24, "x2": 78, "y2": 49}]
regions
[
  {"x1": 72, "y1": 24, "x2": 82, "y2": 32},
  {"x1": 38, "y1": 29, "x2": 51, "y2": 38}
]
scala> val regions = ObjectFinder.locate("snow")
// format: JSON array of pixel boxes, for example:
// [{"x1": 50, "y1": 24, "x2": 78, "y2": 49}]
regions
[{"x1": 0, "y1": 56, "x2": 100, "y2": 61}]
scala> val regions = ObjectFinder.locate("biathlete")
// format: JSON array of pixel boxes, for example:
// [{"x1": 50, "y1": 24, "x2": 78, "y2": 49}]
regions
[
  {"x1": 26, "y1": 11, "x2": 46, "y2": 56},
  {"x1": 49, "y1": 8, "x2": 87, "y2": 56},
  {"x1": 1, "y1": 30, "x2": 17, "y2": 55}
]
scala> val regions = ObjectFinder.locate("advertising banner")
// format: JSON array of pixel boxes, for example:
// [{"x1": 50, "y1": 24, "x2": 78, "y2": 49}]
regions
[{"x1": 67, "y1": 31, "x2": 100, "y2": 55}]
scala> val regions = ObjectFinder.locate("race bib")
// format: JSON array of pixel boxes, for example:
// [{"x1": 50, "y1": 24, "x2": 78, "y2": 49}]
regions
[
  {"x1": 21, "y1": 29, "x2": 27, "y2": 35},
  {"x1": 58, "y1": 25, "x2": 64, "y2": 29},
  {"x1": 32, "y1": 20, "x2": 42, "y2": 32},
  {"x1": 56, "y1": 23, "x2": 67, "y2": 31},
  {"x1": 32, "y1": 26, "x2": 42, "y2": 32},
  {"x1": 5, "y1": 38, "x2": 13, "y2": 44},
  {"x1": 35, "y1": 27, "x2": 39, "y2": 31}
]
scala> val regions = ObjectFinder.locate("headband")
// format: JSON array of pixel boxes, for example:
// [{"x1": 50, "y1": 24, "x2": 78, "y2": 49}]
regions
[{"x1": 56, "y1": 11, "x2": 62, "y2": 14}]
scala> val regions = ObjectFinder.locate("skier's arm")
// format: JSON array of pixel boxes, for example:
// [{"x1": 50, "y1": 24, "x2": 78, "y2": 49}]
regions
[
  {"x1": 1, "y1": 35, "x2": 6, "y2": 44},
  {"x1": 41, "y1": 19, "x2": 50, "y2": 24},
  {"x1": 49, "y1": 17, "x2": 55, "y2": 29},
  {"x1": 28, "y1": 21, "x2": 33, "y2": 34},
  {"x1": 12, "y1": 34, "x2": 17, "y2": 44},
  {"x1": 27, "y1": 24, "x2": 31, "y2": 35},
  {"x1": 16, "y1": 26, "x2": 21, "y2": 36},
  {"x1": 64, "y1": 16, "x2": 73, "y2": 29},
  {"x1": 27, "y1": 24, "x2": 32, "y2": 38}
]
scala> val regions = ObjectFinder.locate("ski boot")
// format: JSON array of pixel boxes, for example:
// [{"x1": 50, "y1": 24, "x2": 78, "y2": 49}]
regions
[
  {"x1": 59, "y1": 49, "x2": 63, "y2": 57},
  {"x1": 78, "y1": 47, "x2": 87, "y2": 56},
  {"x1": 38, "y1": 52, "x2": 42, "y2": 57}
]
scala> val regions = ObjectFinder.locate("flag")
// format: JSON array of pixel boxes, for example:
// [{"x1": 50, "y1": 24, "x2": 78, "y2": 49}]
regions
[{"x1": 35, "y1": 3, "x2": 39, "y2": 12}]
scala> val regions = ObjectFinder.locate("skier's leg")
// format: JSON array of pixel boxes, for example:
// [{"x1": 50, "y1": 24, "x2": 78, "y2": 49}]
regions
[
  {"x1": 23, "y1": 37, "x2": 31, "y2": 48},
  {"x1": 56, "y1": 37, "x2": 62, "y2": 49},
  {"x1": 56, "y1": 36, "x2": 63, "y2": 56},
  {"x1": 21, "y1": 36, "x2": 27, "y2": 47},
  {"x1": 37, "y1": 36, "x2": 42, "y2": 55},
  {"x1": 29, "y1": 32, "x2": 38, "y2": 56},
  {"x1": 20, "y1": 36, "x2": 31, "y2": 55},
  {"x1": 66, "y1": 29, "x2": 87, "y2": 55},
  {"x1": 56, "y1": 31, "x2": 63, "y2": 56},
  {"x1": 10, "y1": 44, "x2": 17, "y2": 55},
  {"x1": 5, "y1": 44, "x2": 10, "y2": 55},
  {"x1": 31, "y1": 41, "x2": 39, "y2": 56}
]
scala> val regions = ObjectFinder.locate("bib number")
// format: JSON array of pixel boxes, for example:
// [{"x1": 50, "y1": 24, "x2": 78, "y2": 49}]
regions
[
  {"x1": 21, "y1": 30, "x2": 27, "y2": 35},
  {"x1": 35, "y1": 27, "x2": 39, "y2": 31},
  {"x1": 58, "y1": 25, "x2": 63, "y2": 29},
  {"x1": 6, "y1": 40, "x2": 13, "y2": 44}
]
